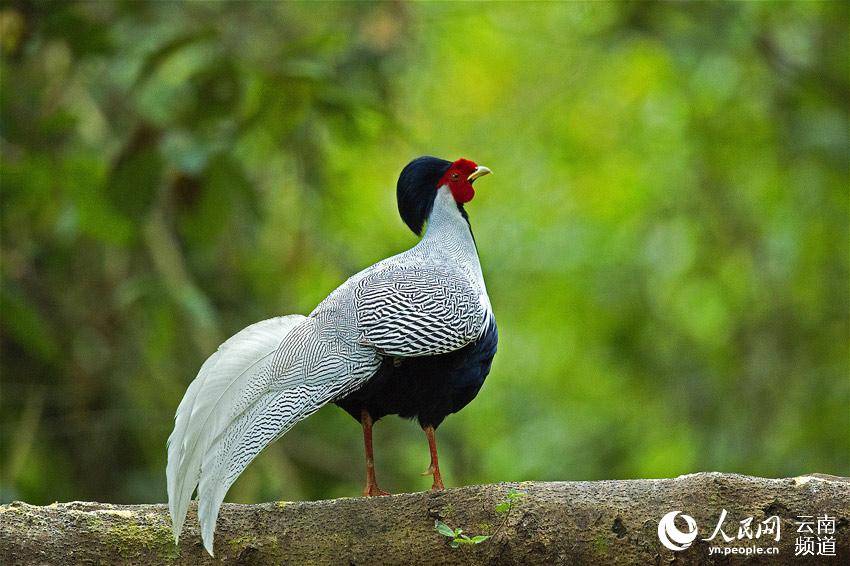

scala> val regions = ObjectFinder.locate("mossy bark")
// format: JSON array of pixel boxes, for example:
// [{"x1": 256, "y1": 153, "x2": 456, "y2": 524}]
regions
[{"x1": 1, "y1": 473, "x2": 848, "y2": 565}]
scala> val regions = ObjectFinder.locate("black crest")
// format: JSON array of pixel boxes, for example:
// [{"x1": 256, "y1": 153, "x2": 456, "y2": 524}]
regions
[{"x1": 396, "y1": 156, "x2": 451, "y2": 236}]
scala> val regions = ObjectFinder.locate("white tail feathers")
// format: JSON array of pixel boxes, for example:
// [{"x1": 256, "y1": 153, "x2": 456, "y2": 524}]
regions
[{"x1": 166, "y1": 315, "x2": 306, "y2": 555}]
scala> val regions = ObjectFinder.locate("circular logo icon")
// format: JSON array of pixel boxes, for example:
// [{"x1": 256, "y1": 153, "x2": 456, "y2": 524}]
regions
[{"x1": 657, "y1": 511, "x2": 698, "y2": 551}]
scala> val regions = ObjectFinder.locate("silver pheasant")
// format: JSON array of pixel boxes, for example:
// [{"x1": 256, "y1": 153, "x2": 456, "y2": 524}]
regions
[{"x1": 166, "y1": 157, "x2": 495, "y2": 554}]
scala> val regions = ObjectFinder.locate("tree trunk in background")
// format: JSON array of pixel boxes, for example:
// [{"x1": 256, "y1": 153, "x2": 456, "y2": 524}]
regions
[{"x1": 1, "y1": 473, "x2": 847, "y2": 565}]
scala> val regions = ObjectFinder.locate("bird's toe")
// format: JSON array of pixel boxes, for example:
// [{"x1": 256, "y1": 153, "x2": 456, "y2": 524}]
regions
[{"x1": 363, "y1": 484, "x2": 391, "y2": 497}]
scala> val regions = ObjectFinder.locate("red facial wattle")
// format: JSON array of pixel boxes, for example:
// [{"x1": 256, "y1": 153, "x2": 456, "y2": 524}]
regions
[
  {"x1": 450, "y1": 179, "x2": 476, "y2": 203},
  {"x1": 438, "y1": 158, "x2": 480, "y2": 204}
]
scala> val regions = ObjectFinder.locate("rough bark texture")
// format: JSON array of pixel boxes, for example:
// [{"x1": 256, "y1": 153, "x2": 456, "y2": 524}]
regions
[{"x1": 1, "y1": 473, "x2": 848, "y2": 565}]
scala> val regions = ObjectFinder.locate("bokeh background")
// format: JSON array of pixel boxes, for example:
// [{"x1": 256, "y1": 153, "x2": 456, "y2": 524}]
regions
[{"x1": 2, "y1": 1, "x2": 848, "y2": 506}]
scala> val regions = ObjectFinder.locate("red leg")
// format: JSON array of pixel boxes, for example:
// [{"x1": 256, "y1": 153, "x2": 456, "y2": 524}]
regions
[
  {"x1": 361, "y1": 409, "x2": 389, "y2": 496},
  {"x1": 422, "y1": 425, "x2": 445, "y2": 491}
]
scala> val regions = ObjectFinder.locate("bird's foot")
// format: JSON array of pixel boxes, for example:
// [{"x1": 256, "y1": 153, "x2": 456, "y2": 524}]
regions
[
  {"x1": 363, "y1": 483, "x2": 390, "y2": 497},
  {"x1": 421, "y1": 464, "x2": 445, "y2": 490}
]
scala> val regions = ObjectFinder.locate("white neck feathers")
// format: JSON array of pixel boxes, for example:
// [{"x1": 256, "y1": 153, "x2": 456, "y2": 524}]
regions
[
  {"x1": 419, "y1": 186, "x2": 490, "y2": 313},
  {"x1": 422, "y1": 186, "x2": 471, "y2": 242}
]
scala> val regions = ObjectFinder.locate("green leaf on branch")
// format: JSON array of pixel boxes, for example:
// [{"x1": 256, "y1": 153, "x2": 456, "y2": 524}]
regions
[{"x1": 435, "y1": 520, "x2": 457, "y2": 538}]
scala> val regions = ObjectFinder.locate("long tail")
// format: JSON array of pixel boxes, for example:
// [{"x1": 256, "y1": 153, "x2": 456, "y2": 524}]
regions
[{"x1": 166, "y1": 314, "x2": 357, "y2": 555}]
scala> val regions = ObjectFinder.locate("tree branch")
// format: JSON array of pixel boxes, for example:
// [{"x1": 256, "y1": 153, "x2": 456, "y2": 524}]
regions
[{"x1": 1, "y1": 473, "x2": 848, "y2": 564}]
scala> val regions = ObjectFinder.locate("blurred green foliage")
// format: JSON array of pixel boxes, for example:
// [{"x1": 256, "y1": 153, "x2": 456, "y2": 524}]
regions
[{"x1": 1, "y1": 1, "x2": 848, "y2": 505}]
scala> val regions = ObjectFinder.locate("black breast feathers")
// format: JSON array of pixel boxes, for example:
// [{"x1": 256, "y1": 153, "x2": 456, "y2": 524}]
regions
[{"x1": 336, "y1": 315, "x2": 498, "y2": 429}]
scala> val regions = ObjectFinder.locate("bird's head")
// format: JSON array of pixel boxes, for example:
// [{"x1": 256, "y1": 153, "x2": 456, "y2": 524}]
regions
[{"x1": 396, "y1": 156, "x2": 492, "y2": 235}]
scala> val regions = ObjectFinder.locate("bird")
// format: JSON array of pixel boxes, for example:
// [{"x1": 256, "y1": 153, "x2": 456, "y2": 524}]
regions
[{"x1": 166, "y1": 156, "x2": 497, "y2": 554}]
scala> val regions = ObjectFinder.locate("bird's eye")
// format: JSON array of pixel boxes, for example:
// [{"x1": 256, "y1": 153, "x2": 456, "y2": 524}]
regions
[{"x1": 451, "y1": 173, "x2": 460, "y2": 180}]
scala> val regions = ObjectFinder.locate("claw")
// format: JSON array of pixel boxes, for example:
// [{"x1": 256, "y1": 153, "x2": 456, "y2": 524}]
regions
[
  {"x1": 363, "y1": 484, "x2": 390, "y2": 497},
  {"x1": 421, "y1": 464, "x2": 435, "y2": 476}
]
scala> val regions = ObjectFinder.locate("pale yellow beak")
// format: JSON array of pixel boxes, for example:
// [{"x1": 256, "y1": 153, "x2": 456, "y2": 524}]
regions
[{"x1": 467, "y1": 166, "x2": 492, "y2": 182}]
